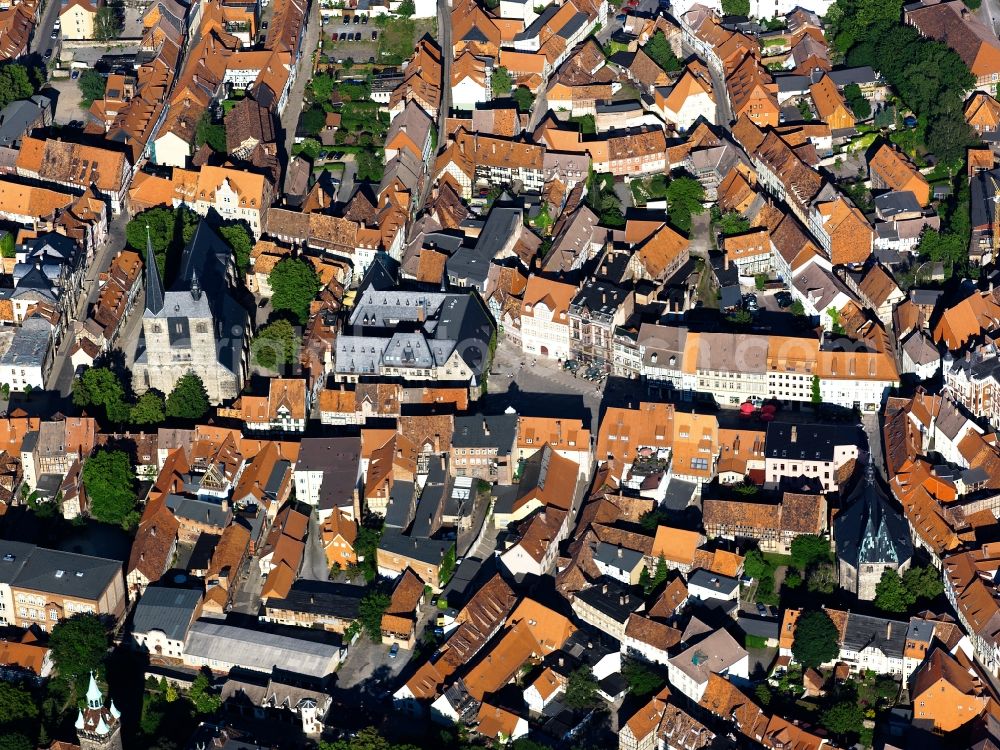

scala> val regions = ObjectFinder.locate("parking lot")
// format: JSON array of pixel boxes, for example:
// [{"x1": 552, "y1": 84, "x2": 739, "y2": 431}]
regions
[{"x1": 322, "y1": 15, "x2": 379, "y2": 64}]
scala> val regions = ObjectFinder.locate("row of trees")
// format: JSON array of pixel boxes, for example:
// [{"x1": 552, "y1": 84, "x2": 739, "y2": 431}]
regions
[
  {"x1": 828, "y1": 0, "x2": 974, "y2": 165},
  {"x1": 126, "y1": 207, "x2": 254, "y2": 278},
  {"x1": 74, "y1": 367, "x2": 210, "y2": 426}
]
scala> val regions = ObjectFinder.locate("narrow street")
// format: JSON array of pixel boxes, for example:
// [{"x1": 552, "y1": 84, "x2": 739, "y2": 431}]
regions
[
  {"x1": 31, "y1": 0, "x2": 60, "y2": 55},
  {"x1": 416, "y1": 0, "x2": 452, "y2": 211},
  {"x1": 281, "y1": 0, "x2": 322, "y2": 194}
]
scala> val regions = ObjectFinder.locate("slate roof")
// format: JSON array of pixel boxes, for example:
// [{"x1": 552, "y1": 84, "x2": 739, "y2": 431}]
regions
[{"x1": 834, "y1": 463, "x2": 913, "y2": 569}]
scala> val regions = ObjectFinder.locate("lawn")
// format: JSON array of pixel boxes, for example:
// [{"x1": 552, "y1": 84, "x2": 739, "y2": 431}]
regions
[
  {"x1": 375, "y1": 17, "x2": 436, "y2": 65},
  {"x1": 763, "y1": 552, "x2": 794, "y2": 567}
]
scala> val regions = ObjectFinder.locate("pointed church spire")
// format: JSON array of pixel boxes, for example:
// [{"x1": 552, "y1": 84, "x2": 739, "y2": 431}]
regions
[
  {"x1": 145, "y1": 225, "x2": 165, "y2": 315},
  {"x1": 86, "y1": 671, "x2": 103, "y2": 709}
]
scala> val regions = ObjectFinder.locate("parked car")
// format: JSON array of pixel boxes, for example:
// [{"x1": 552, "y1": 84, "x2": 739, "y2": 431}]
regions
[
  {"x1": 51, "y1": 27, "x2": 58, "y2": 38},
  {"x1": 70, "y1": 69, "x2": 80, "y2": 80},
  {"x1": 756, "y1": 603, "x2": 768, "y2": 617},
  {"x1": 775, "y1": 291, "x2": 793, "y2": 308},
  {"x1": 389, "y1": 643, "x2": 399, "y2": 658},
  {"x1": 353, "y1": 15, "x2": 360, "y2": 23},
  {"x1": 362, "y1": 14, "x2": 368, "y2": 23},
  {"x1": 371, "y1": 30, "x2": 378, "y2": 40},
  {"x1": 44, "y1": 48, "x2": 52, "y2": 59}
]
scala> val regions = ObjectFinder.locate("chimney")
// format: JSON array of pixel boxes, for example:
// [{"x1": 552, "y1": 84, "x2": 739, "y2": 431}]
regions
[
  {"x1": 558, "y1": 656, "x2": 565, "y2": 667},
  {"x1": 617, "y1": 545, "x2": 623, "y2": 559},
  {"x1": 619, "y1": 595, "x2": 625, "y2": 605},
  {"x1": 886, "y1": 622, "x2": 891, "y2": 639},
  {"x1": 790, "y1": 425, "x2": 797, "y2": 443},
  {"x1": 724, "y1": 252, "x2": 730, "y2": 271},
  {"x1": 602, "y1": 583, "x2": 608, "y2": 594},
  {"x1": 483, "y1": 418, "x2": 490, "y2": 436}
]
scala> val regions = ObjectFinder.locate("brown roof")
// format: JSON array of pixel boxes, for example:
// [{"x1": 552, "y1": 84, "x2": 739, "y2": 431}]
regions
[
  {"x1": 625, "y1": 614, "x2": 681, "y2": 651},
  {"x1": 225, "y1": 97, "x2": 276, "y2": 153}
]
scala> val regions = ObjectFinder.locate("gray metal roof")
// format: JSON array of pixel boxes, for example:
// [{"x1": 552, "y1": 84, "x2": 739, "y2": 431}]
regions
[
  {"x1": 0, "y1": 317, "x2": 52, "y2": 368},
  {"x1": 0, "y1": 541, "x2": 34, "y2": 584},
  {"x1": 453, "y1": 413, "x2": 517, "y2": 450},
  {"x1": 185, "y1": 620, "x2": 342, "y2": 678},
  {"x1": 132, "y1": 586, "x2": 202, "y2": 641},
  {"x1": 842, "y1": 611, "x2": 907, "y2": 659}
]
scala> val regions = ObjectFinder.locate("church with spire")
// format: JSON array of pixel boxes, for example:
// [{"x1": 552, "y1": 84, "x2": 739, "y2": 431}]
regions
[
  {"x1": 133, "y1": 220, "x2": 251, "y2": 405},
  {"x1": 72, "y1": 672, "x2": 123, "y2": 750},
  {"x1": 834, "y1": 457, "x2": 914, "y2": 600}
]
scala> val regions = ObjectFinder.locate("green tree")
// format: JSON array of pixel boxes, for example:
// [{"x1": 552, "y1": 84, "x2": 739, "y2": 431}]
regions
[
  {"x1": 790, "y1": 534, "x2": 830, "y2": 570},
  {"x1": 353, "y1": 591, "x2": 391, "y2": 641},
  {"x1": 94, "y1": 5, "x2": 122, "y2": 41},
  {"x1": 821, "y1": 700, "x2": 864, "y2": 741},
  {"x1": 791, "y1": 610, "x2": 839, "y2": 669},
  {"x1": 252, "y1": 319, "x2": 299, "y2": 369},
  {"x1": 356, "y1": 148, "x2": 385, "y2": 182},
  {"x1": 491, "y1": 65, "x2": 513, "y2": 96},
  {"x1": 755, "y1": 683, "x2": 773, "y2": 706},
  {"x1": 807, "y1": 562, "x2": 838, "y2": 594},
  {"x1": 843, "y1": 83, "x2": 871, "y2": 119},
  {"x1": 665, "y1": 176, "x2": 706, "y2": 233},
  {"x1": 300, "y1": 106, "x2": 327, "y2": 136},
  {"x1": 218, "y1": 223, "x2": 253, "y2": 273},
  {"x1": 309, "y1": 73, "x2": 336, "y2": 102},
  {"x1": 0, "y1": 735, "x2": 32, "y2": 750},
  {"x1": 644, "y1": 31, "x2": 681, "y2": 72},
  {"x1": 72, "y1": 367, "x2": 130, "y2": 424},
  {"x1": 0, "y1": 231, "x2": 14, "y2": 258},
  {"x1": 0, "y1": 63, "x2": 35, "y2": 108},
  {"x1": 397, "y1": 0, "x2": 415, "y2": 16},
  {"x1": 564, "y1": 667, "x2": 599, "y2": 709},
  {"x1": 49, "y1": 613, "x2": 109, "y2": 685},
  {"x1": 743, "y1": 549, "x2": 772, "y2": 581},
  {"x1": 126, "y1": 206, "x2": 198, "y2": 280},
  {"x1": 188, "y1": 672, "x2": 221, "y2": 716},
  {"x1": 719, "y1": 211, "x2": 751, "y2": 236},
  {"x1": 721, "y1": 0, "x2": 750, "y2": 14},
  {"x1": 903, "y1": 564, "x2": 944, "y2": 602},
  {"x1": 791, "y1": 299, "x2": 806, "y2": 316},
  {"x1": 269, "y1": 258, "x2": 322, "y2": 324},
  {"x1": 131, "y1": 391, "x2": 166, "y2": 425},
  {"x1": 0, "y1": 683, "x2": 37, "y2": 725},
  {"x1": 195, "y1": 111, "x2": 227, "y2": 152},
  {"x1": 623, "y1": 660, "x2": 665, "y2": 696},
  {"x1": 166, "y1": 373, "x2": 210, "y2": 420},
  {"x1": 83, "y1": 449, "x2": 139, "y2": 529},
  {"x1": 78, "y1": 70, "x2": 107, "y2": 104},
  {"x1": 513, "y1": 85, "x2": 535, "y2": 113}
]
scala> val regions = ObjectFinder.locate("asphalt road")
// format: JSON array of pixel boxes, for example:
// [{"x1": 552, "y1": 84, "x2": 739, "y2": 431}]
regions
[{"x1": 31, "y1": 0, "x2": 60, "y2": 56}]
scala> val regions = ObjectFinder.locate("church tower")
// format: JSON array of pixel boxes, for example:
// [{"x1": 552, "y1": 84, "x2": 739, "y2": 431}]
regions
[{"x1": 75, "y1": 672, "x2": 123, "y2": 750}]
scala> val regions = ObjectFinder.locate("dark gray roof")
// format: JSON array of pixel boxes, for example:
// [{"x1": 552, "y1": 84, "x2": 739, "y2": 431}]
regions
[
  {"x1": 8, "y1": 545, "x2": 122, "y2": 600},
  {"x1": 185, "y1": 620, "x2": 341, "y2": 679},
  {"x1": 412, "y1": 458, "x2": 448, "y2": 538},
  {"x1": 775, "y1": 74, "x2": 810, "y2": 94},
  {"x1": 145, "y1": 228, "x2": 164, "y2": 315},
  {"x1": 593, "y1": 542, "x2": 644, "y2": 573},
  {"x1": 378, "y1": 529, "x2": 451, "y2": 567},
  {"x1": 132, "y1": 586, "x2": 202, "y2": 641},
  {"x1": 842, "y1": 611, "x2": 907, "y2": 659},
  {"x1": 447, "y1": 207, "x2": 522, "y2": 292},
  {"x1": 737, "y1": 615, "x2": 779, "y2": 639},
  {"x1": 453, "y1": 413, "x2": 517, "y2": 450},
  {"x1": 384, "y1": 480, "x2": 416, "y2": 530},
  {"x1": 573, "y1": 577, "x2": 642, "y2": 624},
  {"x1": 264, "y1": 580, "x2": 366, "y2": 620},
  {"x1": 874, "y1": 191, "x2": 922, "y2": 219},
  {"x1": 0, "y1": 541, "x2": 34, "y2": 584},
  {"x1": 166, "y1": 494, "x2": 231, "y2": 528},
  {"x1": 295, "y1": 438, "x2": 361, "y2": 512},
  {"x1": 0, "y1": 95, "x2": 49, "y2": 148},
  {"x1": 688, "y1": 570, "x2": 739, "y2": 597},
  {"x1": 834, "y1": 464, "x2": 913, "y2": 569},
  {"x1": 764, "y1": 422, "x2": 856, "y2": 461},
  {"x1": 826, "y1": 67, "x2": 879, "y2": 87}
]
